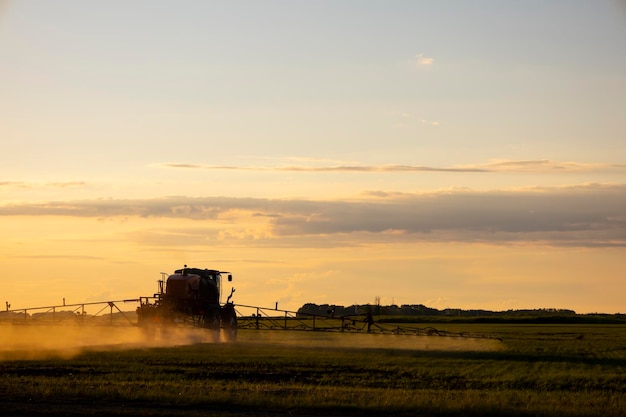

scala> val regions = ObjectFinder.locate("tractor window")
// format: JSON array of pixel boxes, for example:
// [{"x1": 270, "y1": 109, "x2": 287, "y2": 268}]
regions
[{"x1": 216, "y1": 273, "x2": 222, "y2": 302}]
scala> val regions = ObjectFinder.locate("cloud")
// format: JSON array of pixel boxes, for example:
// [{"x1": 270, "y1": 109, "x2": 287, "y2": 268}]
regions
[
  {"x1": 158, "y1": 162, "x2": 487, "y2": 173},
  {"x1": 1, "y1": 184, "x2": 625, "y2": 248},
  {"x1": 416, "y1": 53, "x2": 434, "y2": 66},
  {"x1": 0, "y1": 181, "x2": 86, "y2": 189},
  {"x1": 268, "y1": 185, "x2": 626, "y2": 245},
  {"x1": 155, "y1": 159, "x2": 625, "y2": 174},
  {"x1": 420, "y1": 119, "x2": 440, "y2": 126},
  {"x1": 465, "y1": 160, "x2": 625, "y2": 173}
]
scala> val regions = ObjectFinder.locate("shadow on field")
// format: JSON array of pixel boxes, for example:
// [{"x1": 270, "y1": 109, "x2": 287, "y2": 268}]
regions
[{"x1": 0, "y1": 398, "x2": 609, "y2": 417}]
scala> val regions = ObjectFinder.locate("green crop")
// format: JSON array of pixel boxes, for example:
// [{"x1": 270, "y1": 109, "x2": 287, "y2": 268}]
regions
[{"x1": 1, "y1": 324, "x2": 625, "y2": 416}]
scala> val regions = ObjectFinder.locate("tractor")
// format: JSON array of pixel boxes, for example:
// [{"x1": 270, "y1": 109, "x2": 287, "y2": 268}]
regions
[{"x1": 137, "y1": 266, "x2": 237, "y2": 342}]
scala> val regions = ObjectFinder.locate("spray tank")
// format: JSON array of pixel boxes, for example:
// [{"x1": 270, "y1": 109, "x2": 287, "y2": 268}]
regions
[{"x1": 137, "y1": 265, "x2": 237, "y2": 342}]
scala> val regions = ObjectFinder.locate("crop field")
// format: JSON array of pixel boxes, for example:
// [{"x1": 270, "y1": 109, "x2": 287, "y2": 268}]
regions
[{"x1": 0, "y1": 323, "x2": 625, "y2": 417}]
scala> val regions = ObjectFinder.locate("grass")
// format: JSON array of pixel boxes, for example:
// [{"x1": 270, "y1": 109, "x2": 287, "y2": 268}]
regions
[{"x1": 1, "y1": 324, "x2": 625, "y2": 416}]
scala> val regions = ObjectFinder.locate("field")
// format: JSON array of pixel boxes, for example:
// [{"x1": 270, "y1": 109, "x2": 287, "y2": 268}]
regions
[{"x1": 0, "y1": 323, "x2": 625, "y2": 416}]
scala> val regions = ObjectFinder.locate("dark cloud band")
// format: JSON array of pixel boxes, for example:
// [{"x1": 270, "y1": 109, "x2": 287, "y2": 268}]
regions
[{"x1": 1, "y1": 184, "x2": 624, "y2": 247}]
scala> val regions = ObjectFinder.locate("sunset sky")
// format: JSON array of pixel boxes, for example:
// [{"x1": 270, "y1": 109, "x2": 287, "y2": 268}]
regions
[{"x1": 2, "y1": 1, "x2": 626, "y2": 314}]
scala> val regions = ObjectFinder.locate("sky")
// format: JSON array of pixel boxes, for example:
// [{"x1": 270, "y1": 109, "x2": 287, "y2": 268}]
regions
[{"x1": 1, "y1": 0, "x2": 626, "y2": 314}]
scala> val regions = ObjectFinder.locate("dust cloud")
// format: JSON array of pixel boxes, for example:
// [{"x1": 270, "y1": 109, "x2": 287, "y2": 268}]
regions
[
  {"x1": 0, "y1": 324, "x2": 218, "y2": 361},
  {"x1": 236, "y1": 330, "x2": 503, "y2": 352},
  {"x1": 0, "y1": 325, "x2": 502, "y2": 361}
]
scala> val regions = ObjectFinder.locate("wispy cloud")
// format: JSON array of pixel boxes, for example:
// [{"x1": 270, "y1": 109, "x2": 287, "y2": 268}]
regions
[
  {"x1": 394, "y1": 113, "x2": 440, "y2": 128},
  {"x1": 1, "y1": 184, "x2": 624, "y2": 248},
  {"x1": 420, "y1": 119, "x2": 440, "y2": 126},
  {"x1": 464, "y1": 160, "x2": 626, "y2": 173},
  {"x1": 0, "y1": 181, "x2": 86, "y2": 189},
  {"x1": 156, "y1": 160, "x2": 625, "y2": 174},
  {"x1": 416, "y1": 53, "x2": 434, "y2": 66},
  {"x1": 158, "y1": 163, "x2": 487, "y2": 173}
]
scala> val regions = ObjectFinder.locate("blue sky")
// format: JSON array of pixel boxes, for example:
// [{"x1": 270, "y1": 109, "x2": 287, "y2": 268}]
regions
[{"x1": 1, "y1": 1, "x2": 626, "y2": 313}]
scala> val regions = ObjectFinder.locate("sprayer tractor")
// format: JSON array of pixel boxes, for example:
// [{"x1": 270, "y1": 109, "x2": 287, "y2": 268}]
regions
[
  {"x1": 137, "y1": 266, "x2": 237, "y2": 342},
  {"x1": 5, "y1": 264, "x2": 496, "y2": 345}
]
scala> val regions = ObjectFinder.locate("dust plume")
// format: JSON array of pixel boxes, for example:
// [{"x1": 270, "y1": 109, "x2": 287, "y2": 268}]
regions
[
  {"x1": 0, "y1": 325, "x2": 502, "y2": 361},
  {"x1": 0, "y1": 324, "x2": 219, "y2": 361},
  {"x1": 236, "y1": 330, "x2": 503, "y2": 352}
]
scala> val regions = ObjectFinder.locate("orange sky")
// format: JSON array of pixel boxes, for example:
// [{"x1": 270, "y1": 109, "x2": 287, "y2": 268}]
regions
[
  {"x1": 1, "y1": 193, "x2": 625, "y2": 314},
  {"x1": 2, "y1": 1, "x2": 625, "y2": 313}
]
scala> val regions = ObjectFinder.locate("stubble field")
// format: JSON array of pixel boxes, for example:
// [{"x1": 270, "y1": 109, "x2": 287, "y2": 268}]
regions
[{"x1": 0, "y1": 323, "x2": 625, "y2": 416}]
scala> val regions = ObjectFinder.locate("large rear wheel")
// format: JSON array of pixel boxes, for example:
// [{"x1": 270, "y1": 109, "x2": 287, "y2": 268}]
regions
[
  {"x1": 202, "y1": 307, "x2": 221, "y2": 342},
  {"x1": 221, "y1": 306, "x2": 238, "y2": 342}
]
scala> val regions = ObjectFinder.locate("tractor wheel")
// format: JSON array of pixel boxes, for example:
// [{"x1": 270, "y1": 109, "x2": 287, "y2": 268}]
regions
[
  {"x1": 137, "y1": 305, "x2": 158, "y2": 341},
  {"x1": 140, "y1": 323, "x2": 157, "y2": 341},
  {"x1": 221, "y1": 305, "x2": 238, "y2": 342},
  {"x1": 203, "y1": 309, "x2": 221, "y2": 343},
  {"x1": 222, "y1": 312, "x2": 238, "y2": 342}
]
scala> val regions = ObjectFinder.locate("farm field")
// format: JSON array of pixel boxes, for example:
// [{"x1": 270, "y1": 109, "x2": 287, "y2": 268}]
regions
[{"x1": 0, "y1": 323, "x2": 625, "y2": 416}]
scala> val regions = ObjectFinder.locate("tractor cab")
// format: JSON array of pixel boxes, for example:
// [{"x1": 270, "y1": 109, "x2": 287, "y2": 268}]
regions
[
  {"x1": 159, "y1": 266, "x2": 233, "y2": 318},
  {"x1": 170, "y1": 267, "x2": 232, "y2": 303}
]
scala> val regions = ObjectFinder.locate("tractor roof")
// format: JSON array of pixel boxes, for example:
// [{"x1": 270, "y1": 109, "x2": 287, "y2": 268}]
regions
[{"x1": 174, "y1": 267, "x2": 229, "y2": 280}]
